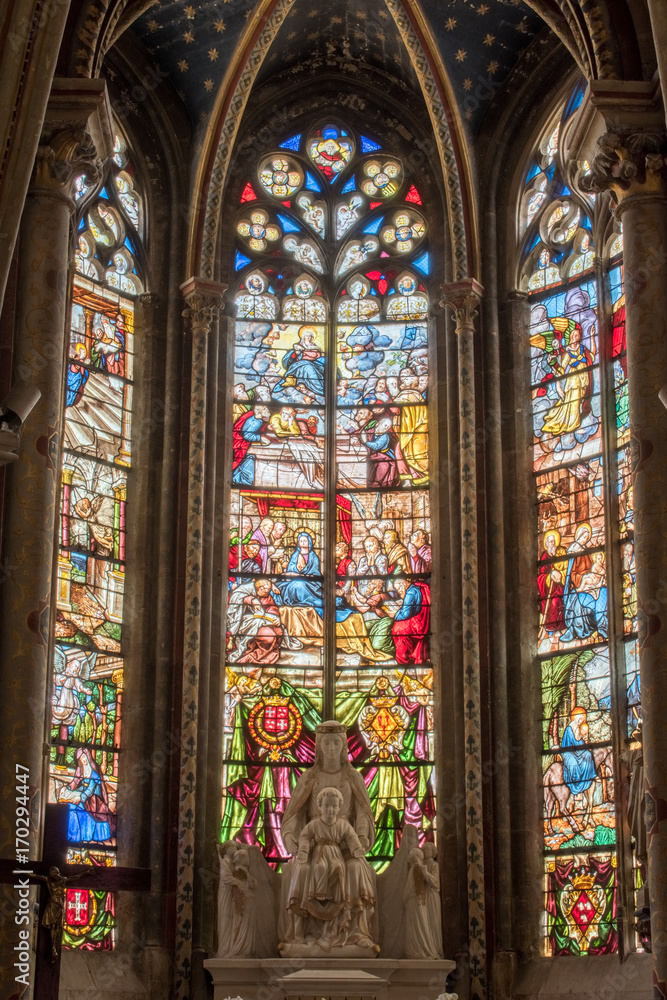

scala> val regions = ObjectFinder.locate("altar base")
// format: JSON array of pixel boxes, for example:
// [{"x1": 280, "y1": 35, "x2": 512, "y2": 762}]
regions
[
  {"x1": 278, "y1": 942, "x2": 379, "y2": 959},
  {"x1": 204, "y1": 957, "x2": 455, "y2": 1000}
]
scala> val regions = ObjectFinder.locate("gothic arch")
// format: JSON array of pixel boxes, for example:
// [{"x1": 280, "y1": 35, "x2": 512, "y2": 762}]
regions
[
  {"x1": 523, "y1": 0, "x2": 649, "y2": 81},
  {"x1": 187, "y1": 0, "x2": 478, "y2": 287}
]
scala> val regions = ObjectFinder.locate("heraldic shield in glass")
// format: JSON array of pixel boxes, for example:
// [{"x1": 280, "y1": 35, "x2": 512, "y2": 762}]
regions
[
  {"x1": 224, "y1": 124, "x2": 434, "y2": 870},
  {"x1": 520, "y1": 89, "x2": 640, "y2": 955}
]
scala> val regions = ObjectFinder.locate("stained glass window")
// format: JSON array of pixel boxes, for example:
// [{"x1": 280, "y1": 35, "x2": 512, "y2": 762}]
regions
[
  {"x1": 519, "y1": 96, "x2": 640, "y2": 956},
  {"x1": 224, "y1": 121, "x2": 433, "y2": 871},
  {"x1": 50, "y1": 130, "x2": 144, "y2": 950}
]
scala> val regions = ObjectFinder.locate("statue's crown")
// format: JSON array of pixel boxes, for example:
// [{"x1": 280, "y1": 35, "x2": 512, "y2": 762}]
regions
[{"x1": 316, "y1": 720, "x2": 346, "y2": 733}]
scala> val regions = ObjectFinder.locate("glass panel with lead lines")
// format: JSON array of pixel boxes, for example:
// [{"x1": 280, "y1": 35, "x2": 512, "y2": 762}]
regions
[
  {"x1": 50, "y1": 133, "x2": 141, "y2": 950},
  {"x1": 224, "y1": 123, "x2": 432, "y2": 871},
  {"x1": 524, "y1": 103, "x2": 646, "y2": 955}
]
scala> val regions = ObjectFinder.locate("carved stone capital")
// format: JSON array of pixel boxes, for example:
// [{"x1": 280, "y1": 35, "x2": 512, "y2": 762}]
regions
[
  {"x1": 32, "y1": 79, "x2": 114, "y2": 203},
  {"x1": 181, "y1": 277, "x2": 227, "y2": 334},
  {"x1": 580, "y1": 127, "x2": 667, "y2": 206},
  {"x1": 34, "y1": 125, "x2": 101, "y2": 201},
  {"x1": 440, "y1": 278, "x2": 484, "y2": 331}
]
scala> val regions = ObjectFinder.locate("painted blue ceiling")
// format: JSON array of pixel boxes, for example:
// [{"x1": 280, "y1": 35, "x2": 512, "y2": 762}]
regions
[
  {"x1": 253, "y1": 0, "x2": 423, "y2": 95},
  {"x1": 132, "y1": 0, "x2": 548, "y2": 132},
  {"x1": 418, "y1": 0, "x2": 546, "y2": 131}
]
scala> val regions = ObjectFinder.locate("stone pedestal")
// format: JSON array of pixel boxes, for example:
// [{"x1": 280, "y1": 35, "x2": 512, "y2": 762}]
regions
[
  {"x1": 278, "y1": 968, "x2": 388, "y2": 1000},
  {"x1": 204, "y1": 958, "x2": 455, "y2": 1000}
]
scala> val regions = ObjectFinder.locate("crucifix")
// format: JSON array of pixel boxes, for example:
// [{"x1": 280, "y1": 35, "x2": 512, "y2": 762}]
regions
[{"x1": 0, "y1": 803, "x2": 151, "y2": 1000}]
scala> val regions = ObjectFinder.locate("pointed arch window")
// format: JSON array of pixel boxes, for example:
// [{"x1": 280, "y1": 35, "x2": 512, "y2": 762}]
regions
[
  {"x1": 48, "y1": 129, "x2": 145, "y2": 950},
  {"x1": 224, "y1": 122, "x2": 434, "y2": 870},
  {"x1": 518, "y1": 87, "x2": 640, "y2": 956}
]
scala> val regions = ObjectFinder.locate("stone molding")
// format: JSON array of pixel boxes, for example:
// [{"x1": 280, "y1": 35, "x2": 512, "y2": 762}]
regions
[
  {"x1": 384, "y1": 0, "x2": 472, "y2": 280},
  {"x1": 199, "y1": 0, "x2": 298, "y2": 280},
  {"x1": 440, "y1": 275, "x2": 486, "y2": 999},
  {"x1": 174, "y1": 272, "x2": 226, "y2": 1000}
]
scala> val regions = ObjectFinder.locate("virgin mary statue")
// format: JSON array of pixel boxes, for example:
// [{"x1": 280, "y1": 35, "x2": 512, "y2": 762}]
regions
[
  {"x1": 279, "y1": 721, "x2": 379, "y2": 955},
  {"x1": 281, "y1": 721, "x2": 375, "y2": 854}
]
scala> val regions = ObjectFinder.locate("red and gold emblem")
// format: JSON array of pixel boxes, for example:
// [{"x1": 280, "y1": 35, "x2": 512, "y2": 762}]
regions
[
  {"x1": 359, "y1": 677, "x2": 409, "y2": 759},
  {"x1": 560, "y1": 868, "x2": 608, "y2": 952},
  {"x1": 65, "y1": 887, "x2": 97, "y2": 936},
  {"x1": 249, "y1": 678, "x2": 302, "y2": 761}
]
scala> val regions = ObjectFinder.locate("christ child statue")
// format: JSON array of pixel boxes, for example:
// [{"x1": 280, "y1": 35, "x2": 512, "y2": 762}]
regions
[{"x1": 287, "y1": 786, "x2": 367, "y2": 948}]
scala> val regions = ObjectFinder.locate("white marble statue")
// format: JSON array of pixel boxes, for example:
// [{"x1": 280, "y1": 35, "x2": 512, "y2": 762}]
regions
[
  {"x1": 403, "y1": 846, "x2": 445, "y2": 959},
  {"x1": 422, "y1": 842, "x2": 445, "y2": 957},
  {"x1": 216, "y1": 842, "x2": 256, "y2": 958},
  {"x1": 278, "y1": 720, "x2": 379, "y2": 957}
]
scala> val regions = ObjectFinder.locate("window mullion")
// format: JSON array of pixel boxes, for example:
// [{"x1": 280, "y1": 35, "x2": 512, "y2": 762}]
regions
[
  {"x1": 597, "y1": 254, "x2": 636, "y2": 954},
  {"x1": 324, "y1": 281, "x2": 338, "y2": 720}
]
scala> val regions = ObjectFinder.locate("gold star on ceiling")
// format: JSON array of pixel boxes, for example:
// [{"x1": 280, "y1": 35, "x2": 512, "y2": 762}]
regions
[
  {"x1": 516, "y1": 17, "x2": 528, "y2": 33},
  {"x1": 307, "y1": 7, "x2": 318, "y2": 16},
  {"x1": 288, "y1": 30, "x2": 297, "y2": 39},
  {"x1": 455, "y1": 48, "x2": 467, "y2": 62},
  {"x1": 477, "y1": 3, "x2": 489, "y2": 13},
  {"x1": 445, "y1": 17, "x2": 457, "y2": 30},
  {"x1": 463, "y1": 78, "x2": 473, "y2": 91},
  {"x1": 209, "y1": 47, "x2": 218, "y2": 60},
  {"x1": 331, "y1": 15, "x2": 342, "y2": 23},
  {"x1": 214, "y1": 18, "x2": 225, "y2": 32},
  {"x1": 204, "y1": 79, "x2": 214, "y2": 92},
  {"x1": 147, "y1": 18, "x2": 159, "y2": 31},
  {"x1": 183, "y1": 29, "x2": 194, "y2": 43},
  {"x1": 356, "y1": 9, "x2": 367, "y2": 18},
  {"x1": 308, "y1": 31, "x2": 318, "y2": 40},
  {"x1": 178, "y1": 59, "x2": 188, "y2": 72},
  {"x1": 376, "y1": 29, "x2": 386, "y2": 41},
  {"x1": 184, "y1": 5, "x2": 195, "y2": 19},
  {"x1": 378, "y1": 9, "x2": 388, "y2": 18},
  {"x1": 465, "y1": 108, "x2": 475, "y2": 120},
  {"x1": 483, "y1": 33, "x2": 495, "y2": 46},
  {"x1": 487, "y1": 59, "x2": 500, "y2": 74}
]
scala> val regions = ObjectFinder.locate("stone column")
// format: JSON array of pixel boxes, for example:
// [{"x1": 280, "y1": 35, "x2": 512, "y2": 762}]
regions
[
  {"x1": 0, "y1": 0, "x2": 72, "y2": 307},
  {"x1": 441, "y1": 279, "x2": 486, "y2": 1000},
  {"x1": 174, "y1": 277, "x2": 225, "y2": 1000},
  {"x1": 584, "y1": 119, "x2": 667, "y2": 994},
  {"x1": 646, "y1": 0, "x2": 667, "y2": 131},
  {"x1": 0, "y1": 78, "x2": 112, "y2": 978}
]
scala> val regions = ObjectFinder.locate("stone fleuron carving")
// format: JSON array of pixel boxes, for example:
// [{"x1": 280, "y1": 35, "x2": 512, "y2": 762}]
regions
[
  {"x1": 279, "y1": 720, "x2": 379, "y2": 957},
  {"x1": 403, "y1": 845, "x2": 445, "y2": 959},
  {"x1": 216, "y1": 842, "x2": 256, "y2": 958},
  {"x1": 580, "y1": 128, "x2": 667, "y2": 204}
]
